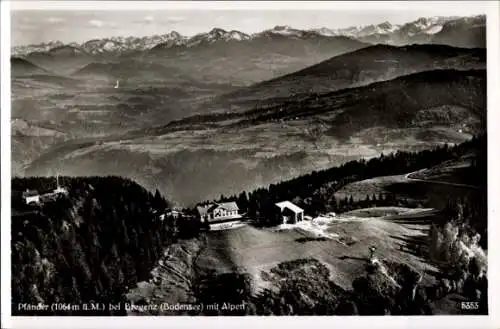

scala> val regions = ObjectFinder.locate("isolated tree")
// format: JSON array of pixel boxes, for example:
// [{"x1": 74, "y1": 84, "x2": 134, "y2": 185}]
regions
[
  {"x1": 237, "y1": 192, "x2": 249, "y2": 211},
  {"x1": 153, "y1": 189, "x2": 165, "y2": 209}
]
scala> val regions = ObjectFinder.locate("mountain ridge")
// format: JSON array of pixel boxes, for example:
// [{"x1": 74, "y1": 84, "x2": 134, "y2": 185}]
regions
[
  {"x1": 11, "y1": 57, "x2": 47, "y2": 76},
  {"x1": 11, "y1": 15, "x2": 485, "y2": 57},
  {"x1": 208, "y1": 44, "x2": 486, "y2": 110},
  {"x1": 123, "y1": 68, "x2": 486, "y2": 140}
]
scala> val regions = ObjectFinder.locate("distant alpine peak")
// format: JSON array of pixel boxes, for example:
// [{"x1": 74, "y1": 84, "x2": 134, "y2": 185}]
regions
[
  {"x1": 414, "y1": 17, "x2": 438, "y2": 29},
  {"x1": 310, "y1": 27, "x2": 338, "y2": 36},
  {"x1": 226, "y1": 30, "x2": 251, "y2": 41},
  {"x1": 205, "y1": 28, "x2": 250, "y2": 41},
  {"x1": 209, "y1": 27, "x2": 227, "y2": 36},
  {"x1": 377, "y1": 21, "x2": 396, "y2": 31},
  {"x1": 163, "y1": 31, "x2": 183, "y2": 39},
  {"x1": 273, "y1": 25, "x2": 293, "y2": 31},
  {"x1": 259, "y1": 25, "x2": 307, "y2": 37},
  {"x1": 189, "y1": 27, "x2": 250, "y2": 44}
]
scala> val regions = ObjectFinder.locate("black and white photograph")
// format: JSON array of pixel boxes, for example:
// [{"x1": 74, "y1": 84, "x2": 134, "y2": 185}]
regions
[{"x1": 1, "y1": 1, "x2": 499, "y2": 328}]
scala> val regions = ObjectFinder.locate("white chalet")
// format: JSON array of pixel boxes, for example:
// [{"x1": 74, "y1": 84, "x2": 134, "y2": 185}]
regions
[{"x1": 196, "y1": 202, "x2": 241, "y2": 224}]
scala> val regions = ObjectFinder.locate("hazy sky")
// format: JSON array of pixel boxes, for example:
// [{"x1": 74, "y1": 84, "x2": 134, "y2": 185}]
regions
[{"x1": 12, "y1": 8, "x2": 486, "y2": 46}]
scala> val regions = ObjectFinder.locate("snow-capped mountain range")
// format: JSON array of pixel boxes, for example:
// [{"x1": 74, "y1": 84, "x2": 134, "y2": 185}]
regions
[
  {"x1": 316, "y1": 16, "x2": 455, "y2": 38},
  {"x1": 12, "y1": 15, "x2": 485, "y2": 56}
]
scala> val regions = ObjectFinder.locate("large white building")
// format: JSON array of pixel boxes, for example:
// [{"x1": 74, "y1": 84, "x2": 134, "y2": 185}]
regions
[{"x1": 196, "y1": 202, "x2": 242, "y2": 225}]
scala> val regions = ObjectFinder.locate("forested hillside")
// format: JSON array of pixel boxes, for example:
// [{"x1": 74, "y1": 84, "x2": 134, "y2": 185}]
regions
[{"x1": 11, "y1": 176, "x2": 174, "y2": 315}]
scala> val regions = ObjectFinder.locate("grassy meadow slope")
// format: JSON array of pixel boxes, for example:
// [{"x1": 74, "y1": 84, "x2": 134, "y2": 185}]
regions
[{"x1": 197, "y1": 209, "x2": 439, "y2": 292}]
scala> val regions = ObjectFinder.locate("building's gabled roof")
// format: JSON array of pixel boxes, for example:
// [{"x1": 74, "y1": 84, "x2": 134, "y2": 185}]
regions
[
  {"x1": 197, "y1": 202, "x2": 239, "y2": 215},
  {"x1": 275, "y1": 201, "x2": 304, "y2": 214},
  {"x1": 215, "y1": 202, "x2": 239, "y2": 212}
]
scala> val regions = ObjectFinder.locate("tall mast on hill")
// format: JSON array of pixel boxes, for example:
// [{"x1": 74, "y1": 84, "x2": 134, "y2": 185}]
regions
[{"x1": 53, "y1": 164, "x2": 64, "y2": 190}]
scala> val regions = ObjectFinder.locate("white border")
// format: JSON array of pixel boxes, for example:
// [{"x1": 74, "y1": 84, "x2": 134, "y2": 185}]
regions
[
  {"x1": 6, "y1": 0, "x2": 500, "y2": 12},
  {"x1": 1, "y1": 0, "x2": 13, "y2": 327},
  {"x1": 486, "y1": 3, "x2": 500, "y2": 327},
  {"x1": 2, "y1": 1, "x2": 500, "y2": 329}
]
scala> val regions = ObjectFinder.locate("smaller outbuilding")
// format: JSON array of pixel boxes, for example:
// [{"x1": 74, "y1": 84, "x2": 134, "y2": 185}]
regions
[
  {"x1": 275, "y1": 201, "x2": 304, "y2": 224},
  {"x1": 22, "y1": 190, "x2": 40, "y2": 205}
]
